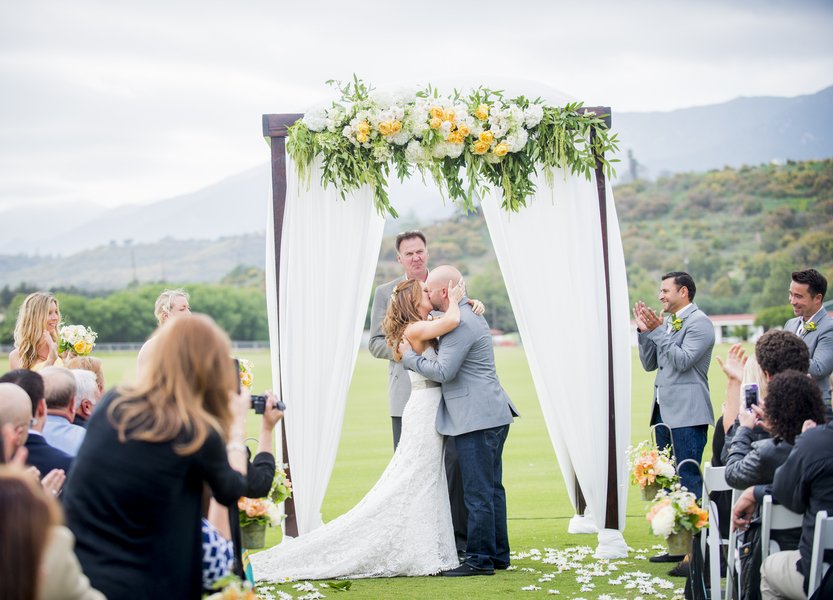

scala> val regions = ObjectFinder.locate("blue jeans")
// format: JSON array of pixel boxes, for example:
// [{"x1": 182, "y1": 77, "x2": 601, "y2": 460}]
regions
[
  {"x1": 454, "y1": 424, "x2": 510, "y2": 570},
  {"x1": 653, "y1": 412, "x2": 707, "y2": 499}
]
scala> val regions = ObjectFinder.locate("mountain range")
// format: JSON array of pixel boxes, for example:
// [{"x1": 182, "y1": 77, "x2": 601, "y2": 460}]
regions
[{"x1": 1, "y1": 84, "x2": 831, "y2": 288}]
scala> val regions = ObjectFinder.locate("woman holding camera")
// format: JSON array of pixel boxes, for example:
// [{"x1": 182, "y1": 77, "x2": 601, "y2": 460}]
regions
[{"x1": 62, "y1": 314, "x2": 282, "y2": 600}]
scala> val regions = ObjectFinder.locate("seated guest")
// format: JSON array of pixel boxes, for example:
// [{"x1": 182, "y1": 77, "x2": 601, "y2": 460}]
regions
[
  {"x1": 8, "y1": 292, "x2": 63, "y2": 371},
  {"x1": 0, "y1": 382, "x2": 35, "y2": 459},
  {"x1": 0, "y1": 369, "x2": 73, "y2": 478},
  {"x1": 732, "y1": 374, "x2": 833, "y2": 600},
  {"x1": 0, "y1": 466, "x2": 104, "y2": 600},
  {"x1": 65, "y1": 356, "x2": 105, "y2": 402},
  {"x1": 69, "y1": 370, "x2": 99, "y2": 429},
  {"x1": 720, "y1": 330, "x2": 810, "y2": 463},
  {"x1": 41, "y1": 366, "x2": 86, "y2": 456},
  {"x1": 136, "y1": 288, "x2": 191, "y2": 376},
  {"x1": 725, "y1": 370, "x2": 826, "y2": 489},
  {"x1": 63, "y1": 314, "x2": 282, "y2": 600}
]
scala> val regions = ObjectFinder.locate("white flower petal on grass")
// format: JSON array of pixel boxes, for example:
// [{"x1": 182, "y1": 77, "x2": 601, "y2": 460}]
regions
[
  {"x1": 547, "y1": 590, "x2": 560, "y2": 595},
  {"x1": 521, "y1": 585, "x2": 542, "y2": 591}
]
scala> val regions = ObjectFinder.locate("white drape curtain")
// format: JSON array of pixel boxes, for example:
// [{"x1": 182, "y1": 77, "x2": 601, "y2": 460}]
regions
[
  {"x1": 481, "y1": 173, "x2": 631, "y2": 557},
  {"x1": 265, "y1": 154, "x2": 385, "y2": 535}
]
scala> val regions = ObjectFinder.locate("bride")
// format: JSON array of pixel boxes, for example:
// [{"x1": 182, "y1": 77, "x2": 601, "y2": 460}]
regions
[{"x1": 251, "y1": 278, "x2": 470, "y2": 581}]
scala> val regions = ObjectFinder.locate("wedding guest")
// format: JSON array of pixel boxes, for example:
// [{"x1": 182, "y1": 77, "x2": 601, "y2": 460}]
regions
[
  {"x1": 0, "y1": 466, "x2": 104, "y2": 600},
  {"x1": 136, "y1": 288, "x2": 191, "y2": 376},
  {"x1": 731, "y1": 377, "x2": 833, "y2": 599},
  {"x1": 634, "y1": 271, "x2": 714, "y2": 566},
  {"x1": 41, "y1": 367, "x2": 86, "y2": 456},
  {"x1": 785, "y1": 268, "x2": 833, "y2": 418},
  {"x1": 0, "y1": 369, "x2": 74, "y2": 478},
  {"x1": 64, "y1": 356, "x2": 105, "y2": 401},
  {"x1": 8, "y1": 292, "x2": 63, "y2": 371},
  {"x1": 0, "y1": 382, "x2": 35, "y2": 461},
  {"x1": 62, "y1": 314, "x2": 282, "y2": 600},
  {"x1": 69, "y1": 370, "x2": 99, "y2": 429}
]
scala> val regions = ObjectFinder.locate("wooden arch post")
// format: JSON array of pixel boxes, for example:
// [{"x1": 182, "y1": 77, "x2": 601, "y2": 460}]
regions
[{"x1": 261, "y1": 107, "x2": 620, "y2": 535}]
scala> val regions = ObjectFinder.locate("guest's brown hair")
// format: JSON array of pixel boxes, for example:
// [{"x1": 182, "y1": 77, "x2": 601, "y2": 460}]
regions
[
  {"x1": 0, "y1": 466, "x2": 61, "y2": 600},
  {"x1": 108, "y1": 314, "x2": 237, "y2": 455}
]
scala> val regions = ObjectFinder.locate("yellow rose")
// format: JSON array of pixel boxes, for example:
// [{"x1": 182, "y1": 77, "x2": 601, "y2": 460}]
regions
[
  {"x1": 378, "y1": 121, "x2": 392, "y2": 136},
  {"x1": 479, "y1": 130, "x2": 494, "y2": 144},
  {"x1": 493, "y1": 142, "x2": 509, "y2": 157},
  {"x1": 429, "y1": 116, "x2": 442, "y2": 129},
  {"x1": 457, "y1": 123, "x2": 470, "y2": 137},
  {"x1": 356, "y1": 121, "x2": 370, "y2": 135},
  {"x1": 443, "y1": 108, "x2": 455, "y2": 122},
  {"x1": 356, "y1": 132, "x2": 369, "y2": 143},
  {"x1": 472, "y1": 140, "x2": 490, "y2": 154},
  {"x1": 429, "y1": 107, "x2": 444, "y2": 119},
  {"x1": 83, "y1": 342, "x2": 93, "y2": 355},
  {"x1": 390, "y1": 120, "x2": 402, "y2": 133},
  {"x1": 475, "y1": 103, "x2": 489, "y2": 121},
  {"x1": 73, "y1": 340, "x2": 86, "y2": 354},
  {"x1": 447, "y1": 131, "x2": 464, "y2": 144}
]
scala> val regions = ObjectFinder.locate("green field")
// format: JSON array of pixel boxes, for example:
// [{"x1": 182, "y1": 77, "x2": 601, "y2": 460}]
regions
[{"x1": 2, "y1": 345, "x2": 744, "y2": 599}]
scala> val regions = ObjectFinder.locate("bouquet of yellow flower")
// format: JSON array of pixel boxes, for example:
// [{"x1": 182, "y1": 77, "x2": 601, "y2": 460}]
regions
[
  {"x1": 627, "y1": 440, "x2": 679, "y2": 499},
  {"x1": 236, "y1": 358, "x2": 254, "y2": 389},
  {"x1": 646, "y1": 485, "x2": 709, "y2": 553},
  {"x1": 58, "y1": 323, "x2": 97, "y2": 356}
]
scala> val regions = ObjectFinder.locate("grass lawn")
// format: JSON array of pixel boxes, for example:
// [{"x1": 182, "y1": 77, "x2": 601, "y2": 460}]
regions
[{"x1": 1, "y1": 343, "x2": 748, "y2": 599}]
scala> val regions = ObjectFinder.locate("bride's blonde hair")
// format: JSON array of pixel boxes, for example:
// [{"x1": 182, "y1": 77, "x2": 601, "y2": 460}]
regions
[{"x1": 383, "y1": 279, "x2": 433, "y2": 361}]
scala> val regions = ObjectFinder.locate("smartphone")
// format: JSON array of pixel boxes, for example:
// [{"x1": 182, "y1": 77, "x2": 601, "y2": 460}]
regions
[{"x1": 743, "y1": 384, "x2": 759, "y2": 410}]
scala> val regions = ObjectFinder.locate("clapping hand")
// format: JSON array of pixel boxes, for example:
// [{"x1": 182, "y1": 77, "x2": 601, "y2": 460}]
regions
[
  {"x1": 716, "y1": 343, "x2": 747, "y2": 383},
  {"x1": 633, "y1": 301, "x2": 663, "y2": 332},
  {"x1": 41, "y1": 468, "x2": 66, "y2": 498}
]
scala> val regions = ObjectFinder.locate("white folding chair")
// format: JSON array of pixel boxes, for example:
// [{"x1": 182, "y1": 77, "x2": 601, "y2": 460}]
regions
[
  {"x1": 726, "y1": 488, "x2": 741, "y2": 600},
  {"x1": 700, "y1": 464, "x2": 731, "y2": 600},
  {"x1": 809, "y1": 510, "x2": 833, "y2": 596},
  {"x1": 760, "y1": 494, "x2": 803, "y2": 562}
]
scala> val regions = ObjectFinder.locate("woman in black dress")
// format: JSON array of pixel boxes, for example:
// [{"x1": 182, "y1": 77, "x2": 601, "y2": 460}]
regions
[{"x1": 63, "y1": 314, "x2": 280, "y2": 599}]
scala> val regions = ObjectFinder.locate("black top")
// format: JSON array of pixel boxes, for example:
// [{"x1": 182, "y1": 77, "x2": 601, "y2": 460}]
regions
[
  {"x1": 25, "y1": 431, "x2": 74, "y2": 476},
  {"x1": 63, "y1": 391, "x2": 248, "y2": 600}
]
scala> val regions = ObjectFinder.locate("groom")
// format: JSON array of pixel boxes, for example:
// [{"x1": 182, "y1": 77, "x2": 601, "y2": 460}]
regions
[{"x1": 400, "y1": 265, "x2": 519, "y2": 576}]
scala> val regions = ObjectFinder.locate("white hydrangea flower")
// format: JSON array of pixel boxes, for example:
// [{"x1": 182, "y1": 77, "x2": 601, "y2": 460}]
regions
[
  {"x1": 656, "y1": 458, "x2": 676, "y2": 479},
  {"x1": 372, "y1": 143, "x2": 392, "y2": 162},
  {"x1": 524, "y1": 103, "x2": 544, "y2": 127},
  {"x1": 302, "y1": 105, "x2": 328, "y2": 132},
  {"x1": 440, "y1": 120, "x2": 453, "y2": 135},
  {"x1": 388, "y1": 130, "x2": 411, "y2": 146},
  {"x1": 506, "y1": 127, "x2": 529, "y2": 152},
  {"x1": 650, "y1": 505, "x2": 676, "y2": 537},
  {"x1": 405, "y1": 139, "x2": 430, "y2": 164}
]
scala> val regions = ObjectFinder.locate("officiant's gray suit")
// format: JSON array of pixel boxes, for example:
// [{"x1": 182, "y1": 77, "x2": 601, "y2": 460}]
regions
[
  {"x1": 402, "y1": 299, "x2": 518, "y2": 571},
  {"x1": 785, "y1": 310, "x2": 833, "y2": 408}
]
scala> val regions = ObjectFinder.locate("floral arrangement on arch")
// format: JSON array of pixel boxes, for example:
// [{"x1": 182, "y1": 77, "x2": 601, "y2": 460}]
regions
[
  {"x1": 646, "y1": 485, "x2": 709, "y2": 539},
  {"x1": 627, "y1": 439, "x2": 679, "y2": 491},
  {"x1": 288, "y1": 76, "x2": 619, "y2": 217},
  {"x1": 238, "y1": 465, "x2": 292, "y2": 528},
  {"x1": 58, "y1": 323, "x2": 97, "y2": 356}
]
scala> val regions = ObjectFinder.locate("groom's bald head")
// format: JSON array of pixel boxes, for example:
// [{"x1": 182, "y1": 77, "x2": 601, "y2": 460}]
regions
[{"x1": 426, "y1": 265, "x2": 462, "y2": 312}]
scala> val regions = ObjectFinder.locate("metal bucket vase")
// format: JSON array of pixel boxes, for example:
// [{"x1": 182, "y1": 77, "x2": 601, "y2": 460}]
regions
[
  {"x1": 666, "y1": 529, "x2": 692, "y2": 556},
  {"x1": 241, "y1": 523, "x2": 267, "y2": 549},
  {"x1": 641, "y1": 482, "x2": 661, "y2": 501}
]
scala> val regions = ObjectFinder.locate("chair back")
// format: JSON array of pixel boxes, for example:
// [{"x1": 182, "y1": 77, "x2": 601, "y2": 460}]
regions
[
  {"x1": 761, "y1": 495, "x2": 803, "y2": 561},
  {"x1": 809, "y1": 510, "x2": 833, "y2": 596}
]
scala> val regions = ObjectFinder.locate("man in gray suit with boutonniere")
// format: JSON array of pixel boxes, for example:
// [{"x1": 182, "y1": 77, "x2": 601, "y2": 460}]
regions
[
  {"x1": 785, "y1": 268, "x2": 833, "y2": 420},
  {"x1": 400, "y1": 265, "x2": 519, "y2": 577},
  {"x1": 634, "y1": 272, "x2": 715, "y2": 497}
]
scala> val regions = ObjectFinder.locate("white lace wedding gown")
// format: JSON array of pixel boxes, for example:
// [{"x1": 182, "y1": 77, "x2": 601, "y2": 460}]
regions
[{"x1": 251, "y1": 349, "x2": 458, "y2": 581}]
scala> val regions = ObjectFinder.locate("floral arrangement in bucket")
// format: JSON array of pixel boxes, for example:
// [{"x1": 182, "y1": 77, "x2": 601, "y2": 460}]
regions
[
  {"x1": 627, "y1": 439, "x2": 679, "y2": 500},
  {"x1": 237, "y1": 466, "x2": 292, "y2": 549},
  {"x1": 646, "y1": 485, "x2": 709, "y2": 555},
  {"x1": 288, "y1": 76, "x2": 619, "y2": 217},
  {"x1": 57, "y1": 323, "x2": 97, "y2": 356}
]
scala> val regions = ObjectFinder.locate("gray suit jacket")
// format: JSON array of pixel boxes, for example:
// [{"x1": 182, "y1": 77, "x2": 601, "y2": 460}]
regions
[
  {"x1": 401, "y1": 300, "x2": 518, "y2": 436},
  {"x1": 369, "y1": 276, "x2": 411, "y2": 417},
  {"x1": 785, "y1": 310, "x2": 833, "y2": 402},
  {"x1": 638, "y1": 303, "x2": 715, "y2": 429}
]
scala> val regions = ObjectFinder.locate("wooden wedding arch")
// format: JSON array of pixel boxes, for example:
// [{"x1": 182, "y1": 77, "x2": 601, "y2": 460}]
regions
[{"x1": 262, "y1": 107, "x2": 619, "y2": 538}]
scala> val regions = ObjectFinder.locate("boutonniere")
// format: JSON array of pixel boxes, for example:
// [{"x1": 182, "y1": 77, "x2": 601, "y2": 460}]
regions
[
  {"x1": 805, "y1": 321, "x2": 817, "y2": 333},
  {"x1": 670, "y1": 314, "x2": 683, "y2": 332}
]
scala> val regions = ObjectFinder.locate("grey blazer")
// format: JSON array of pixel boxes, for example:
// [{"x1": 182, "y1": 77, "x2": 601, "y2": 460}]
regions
[
  {"x1": 785, "y1": 311, "x2": 833, "y2": 402},
  {"x1": 368, "y1": 276, "x2": 410, "y2": 417},
  {"x1": 401, "y1": 300, "x2": 518, "y2": 436},
  {"x1": 638, "y1": 303, "x2": 715, "y2": 429}
]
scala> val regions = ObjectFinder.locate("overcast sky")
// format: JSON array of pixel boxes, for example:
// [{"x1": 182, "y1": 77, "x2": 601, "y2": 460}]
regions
[{"x1": 2, "y1": 0, "x2": 832, "y2": 211}]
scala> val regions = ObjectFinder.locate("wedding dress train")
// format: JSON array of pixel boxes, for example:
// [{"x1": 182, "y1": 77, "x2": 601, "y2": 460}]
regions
[{"x1": 251, "y1": 350, "x2": 458, "y2": 581}]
